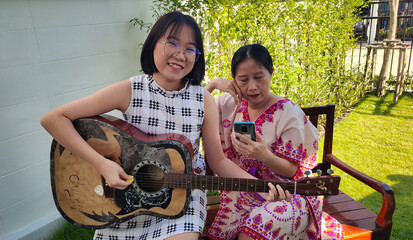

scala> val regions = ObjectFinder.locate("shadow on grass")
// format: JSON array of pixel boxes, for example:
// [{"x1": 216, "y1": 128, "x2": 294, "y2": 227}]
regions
[
  {"x1": 372, "y1": 92, "x2": 399, "y2": 116},
  {"x1": 355, "y1": 174, "x2": 413, "y2": 240},
  {"x1": 352, "y1": 92, "x2": 413, "y2": 120}
]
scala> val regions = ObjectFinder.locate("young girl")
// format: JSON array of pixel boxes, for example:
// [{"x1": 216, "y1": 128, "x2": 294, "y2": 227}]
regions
[
  {"x1": 41, "y1": 12, "x2": 284, "y2": 240},
  {"x1": 204, "y1": 44, "x2": 343, "y2": 240}
]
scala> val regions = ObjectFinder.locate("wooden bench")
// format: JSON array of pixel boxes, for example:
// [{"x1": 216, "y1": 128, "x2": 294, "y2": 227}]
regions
[{"x1": 201, "y1": 104, "x2": 395, "y2": 240}]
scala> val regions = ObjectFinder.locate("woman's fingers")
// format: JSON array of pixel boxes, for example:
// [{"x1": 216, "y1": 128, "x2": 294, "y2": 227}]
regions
[
  {"x1": 275, "y1": 184, "x2": 286, "y2": 200},
  {"x1": 285, "y1": 190, "x2": 292, "y2": 202},
  {"x1": 267, "y1": 183, "x2": 292, "y2": 202},
  {"x1": 229, "y1": 81, "x2": 242, "y2": 105},
  {"x1": 267, "y1": 182, "x2": 278, "y2": 201},
  {"x1": 212, "y1": 78, "x2": 242, "y2": 105}
]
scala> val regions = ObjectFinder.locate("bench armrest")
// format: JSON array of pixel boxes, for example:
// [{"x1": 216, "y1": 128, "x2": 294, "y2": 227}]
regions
[{"x1": 326, "y1": 153, "x2": 395, "y2": 228}]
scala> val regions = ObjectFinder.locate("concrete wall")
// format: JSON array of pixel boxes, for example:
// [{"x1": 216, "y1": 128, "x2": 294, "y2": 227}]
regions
[{"x1": 0, "y1": 0, "x2": 153, "y2": 239}]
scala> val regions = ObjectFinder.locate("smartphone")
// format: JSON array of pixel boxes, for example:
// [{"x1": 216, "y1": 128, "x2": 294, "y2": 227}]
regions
[{"x1": 234, "y1": 122, "x2": 256, "y2": 142}]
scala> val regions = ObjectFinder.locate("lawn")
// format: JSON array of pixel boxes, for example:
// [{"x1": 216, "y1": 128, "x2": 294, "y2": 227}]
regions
[
  {"x1": 49, "y1": 222, "x2": 94, "y2": 240},
  {"x1": 326, "y1": 92, "x2": 413, "y2": 239},
  {"x1": 49, "y1": 92, "x2": 413, "y2": 239}
]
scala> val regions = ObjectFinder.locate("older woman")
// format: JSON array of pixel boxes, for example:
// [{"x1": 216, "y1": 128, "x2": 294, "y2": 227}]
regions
[{"x1": 204, "y1": 44, "x2": 343, "y2": 240}]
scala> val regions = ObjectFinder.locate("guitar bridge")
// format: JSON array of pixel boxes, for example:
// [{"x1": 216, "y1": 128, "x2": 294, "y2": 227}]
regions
[{"x1": 102, "y1": 176, "x2": 115, "y2": 198}]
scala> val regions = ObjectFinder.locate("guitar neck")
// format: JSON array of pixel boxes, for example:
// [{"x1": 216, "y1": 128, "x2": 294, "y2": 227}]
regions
[{"x1": 165, "y1": 173, "x2": 295, "y2": 194}]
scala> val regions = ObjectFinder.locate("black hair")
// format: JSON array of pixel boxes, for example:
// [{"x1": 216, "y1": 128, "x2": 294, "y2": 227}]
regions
[
  {"x1": 231, "y1": 44, "x2": 273, "y2": 78},
  {"x1": 140, "y1": 11, "x2": 205, "y2": 85}
]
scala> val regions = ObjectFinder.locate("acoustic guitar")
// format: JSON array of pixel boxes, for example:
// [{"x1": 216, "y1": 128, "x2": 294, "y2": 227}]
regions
[{"x1": 50, "y1": 115, "x2": 340, "y2": 229}]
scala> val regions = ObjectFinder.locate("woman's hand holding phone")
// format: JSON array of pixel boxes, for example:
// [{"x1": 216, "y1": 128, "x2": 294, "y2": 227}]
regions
[{"x1": 232, "y1": 124, "x2": 271, "y2": 161}]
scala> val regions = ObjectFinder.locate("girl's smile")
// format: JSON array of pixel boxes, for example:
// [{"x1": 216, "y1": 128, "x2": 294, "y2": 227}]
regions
[
  {"x1": 168, "y1": 62, "x2": 184, "y2": 71},
  {"x1": 153, "y1": 25, "x2": 196, "y2": 91}
]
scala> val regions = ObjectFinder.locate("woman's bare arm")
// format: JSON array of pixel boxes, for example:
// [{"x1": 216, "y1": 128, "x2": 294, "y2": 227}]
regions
[{"x1": 204, "y1": 78, "x2": 242, "y2": 105}]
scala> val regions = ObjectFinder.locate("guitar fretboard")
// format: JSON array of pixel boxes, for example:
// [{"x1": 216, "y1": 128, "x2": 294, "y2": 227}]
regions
[{"x1": 164, "y1": 173, "x2": 296, "y2": 194}]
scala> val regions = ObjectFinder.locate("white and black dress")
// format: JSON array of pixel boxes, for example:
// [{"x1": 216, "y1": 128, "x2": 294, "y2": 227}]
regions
[{"x1": 94, "y1": 74, "x2": 206, "y2": 240}]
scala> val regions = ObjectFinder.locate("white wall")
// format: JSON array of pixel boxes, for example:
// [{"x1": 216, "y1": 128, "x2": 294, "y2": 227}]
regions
[{"x1": 0, "y1": 0, "x2": 153, "y2": 239}]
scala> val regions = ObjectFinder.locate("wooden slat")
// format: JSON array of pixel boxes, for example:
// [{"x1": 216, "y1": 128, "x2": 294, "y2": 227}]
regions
[
  {"x1": 206, "y1": 195, "x2": 220, "y2": 205},
  {"x1": 204, "y1": 206, "x2": 219, "y2": 226},
  {"x1": 324, "y1": 191, "x2": 378, "y2": 229},
  {"x1": 203, "y1": 204, "x2": 219, "y2": 237},
  {"x1": 324, "y1": 191, "x2": 355, "y2": 204},
  {"x1": 342, "y1": 224, "x2": 372, "y2": 240},
  {"x1": 340, "y1": 217, "x2": 379, "y2": 231},
  {"x1": 330, "y1": 208, "x2": 377, "y2": 224},
  {"x1": 203, "y1": 195, "x2": 221, "y2": 237},
  {"x1": 324, "y1": 200, "x2": 370, "y2": 214}
]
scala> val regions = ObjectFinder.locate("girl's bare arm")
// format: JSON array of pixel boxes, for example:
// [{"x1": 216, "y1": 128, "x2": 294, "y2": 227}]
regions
[
  {"x1": 41, "y1": 79, "x2": 133, "y2": 189},
  {"x1": 201, "y1": 91, "x2": 291, "y2": 201}
]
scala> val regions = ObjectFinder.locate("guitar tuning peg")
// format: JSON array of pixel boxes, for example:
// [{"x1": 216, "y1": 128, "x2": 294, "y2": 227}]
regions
[
  {"x1": 327, "y1": 169, "x2": 334, "y2": 175},
  {"x1": 304, "y1": 170, "x2": 312, "y2": 177},
  {"x1": 316, "y1": 169, "x2": 322, "y2": 176}
]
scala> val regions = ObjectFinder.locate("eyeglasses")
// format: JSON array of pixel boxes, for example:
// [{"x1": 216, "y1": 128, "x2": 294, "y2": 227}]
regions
[{"x1": 159, "y1": 41, "x2": 201, "y2": 63}]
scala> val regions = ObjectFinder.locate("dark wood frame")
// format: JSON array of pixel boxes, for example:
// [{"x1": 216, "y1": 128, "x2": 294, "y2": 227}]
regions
[{"x1": 202, "y1": 104, "x2": 395, "y2": 240}]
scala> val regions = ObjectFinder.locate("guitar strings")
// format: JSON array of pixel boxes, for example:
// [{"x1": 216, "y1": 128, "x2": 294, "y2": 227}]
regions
[
  {"x1": 133, "y1": 172, "x2": 321, "y2": 188},
  {"x1": 126, "y1": 172, "x2": 331, "y2": 194}
]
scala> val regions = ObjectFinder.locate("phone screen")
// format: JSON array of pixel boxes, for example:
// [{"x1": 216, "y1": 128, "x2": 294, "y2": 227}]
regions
[{"x1": 234, "y1": 122, "x2": 256, "y2": 142}]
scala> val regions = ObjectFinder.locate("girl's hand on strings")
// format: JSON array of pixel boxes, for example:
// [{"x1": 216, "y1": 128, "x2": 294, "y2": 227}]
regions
[{"x1": 98, "y1": 158, "x2": 133, "y2": 190}]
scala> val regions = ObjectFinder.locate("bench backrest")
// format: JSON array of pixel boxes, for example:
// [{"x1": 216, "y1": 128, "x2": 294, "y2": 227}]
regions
[{"x1": 301, "y1": 104, "x2": 335, "y2": 172}]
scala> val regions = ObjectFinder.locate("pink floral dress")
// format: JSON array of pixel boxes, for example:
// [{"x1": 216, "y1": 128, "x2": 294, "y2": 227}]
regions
[{"x1": 205, "y1": 94, "x2": 343, "y2": 240}]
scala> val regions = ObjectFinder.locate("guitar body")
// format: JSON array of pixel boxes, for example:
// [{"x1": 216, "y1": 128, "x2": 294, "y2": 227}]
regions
[{"x1": 50, "y1": 115, "x2": 194, "y2": 229}]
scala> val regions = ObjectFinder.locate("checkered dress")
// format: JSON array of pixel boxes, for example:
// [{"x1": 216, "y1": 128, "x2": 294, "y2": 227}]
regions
[{"x1": 94, "y1": 75, "x2": 207, "y2": 240}]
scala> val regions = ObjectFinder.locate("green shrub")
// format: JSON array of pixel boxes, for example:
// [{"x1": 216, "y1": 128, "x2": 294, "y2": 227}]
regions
[{"x1": 132, "y1": 0, "x2": 370, "y2": 112}]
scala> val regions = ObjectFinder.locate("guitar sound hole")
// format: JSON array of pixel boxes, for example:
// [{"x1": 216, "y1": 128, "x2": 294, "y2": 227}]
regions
[{"x1": 135, "y1": 164, "x2": 165, "y2": 193}]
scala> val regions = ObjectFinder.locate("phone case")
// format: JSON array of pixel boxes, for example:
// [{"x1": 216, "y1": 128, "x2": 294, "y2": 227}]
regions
[{"x1": 233, "y1": 122, "x2": 256, "y2": 142}]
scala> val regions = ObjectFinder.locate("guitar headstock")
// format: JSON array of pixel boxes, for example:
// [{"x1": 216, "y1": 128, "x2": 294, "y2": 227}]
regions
[{"x1": 295, "y1": 175, "x2": 341, "y2": 196}]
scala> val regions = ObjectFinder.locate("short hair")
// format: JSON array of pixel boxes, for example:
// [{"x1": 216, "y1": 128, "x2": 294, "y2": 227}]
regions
[
  {"x1": 231, "y1": 44, "x2": 273, "y2": 78},
  {"x1": 141, "y1": 11, "x2": 205, "y2": 85}
]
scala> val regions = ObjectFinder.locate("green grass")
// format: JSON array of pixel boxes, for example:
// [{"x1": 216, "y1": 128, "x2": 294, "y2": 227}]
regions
[
  {"x1": 325, "y1": 92, "x2": 413, "y2": 240},
  {"x1": 49, "y1": 221, "x2": 94, "y2": 240},
  {"x1": 49, "y1": 92, "x2": 413, "y2": 239}
]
